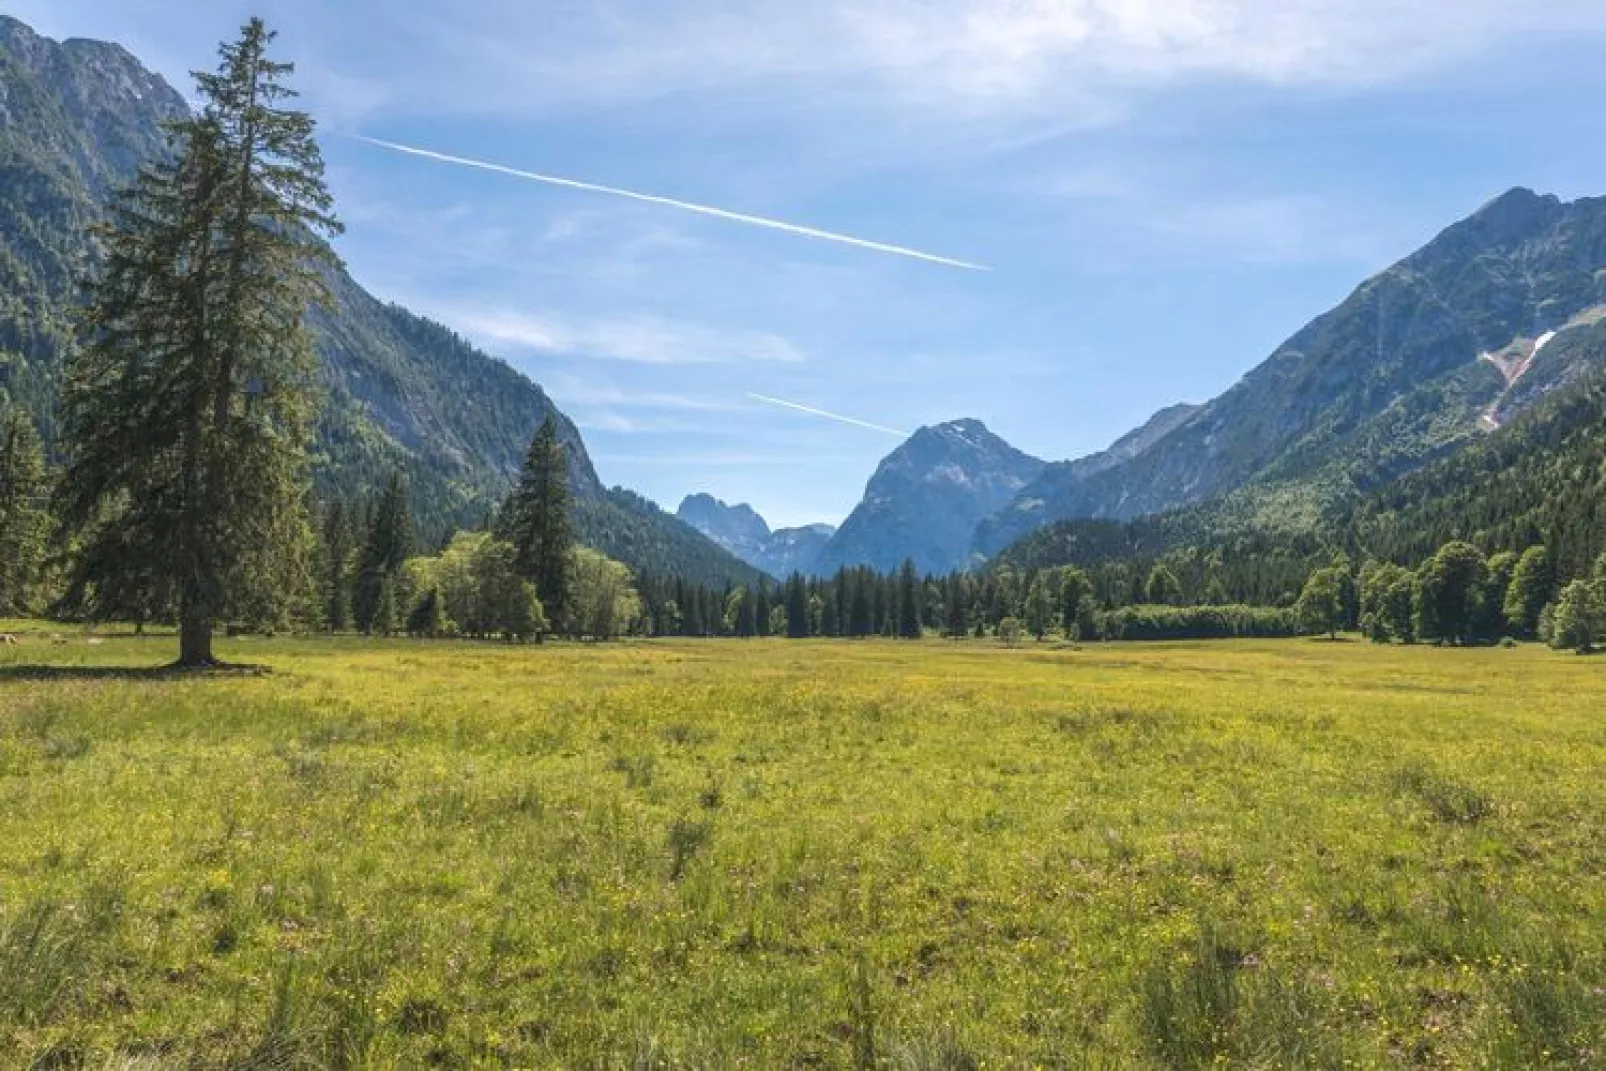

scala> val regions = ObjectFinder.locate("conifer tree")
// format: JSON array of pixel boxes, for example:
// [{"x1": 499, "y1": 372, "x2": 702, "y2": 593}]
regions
[
  {"x1": 896, "y1": 559, "x2": 922, "y2": 639},
  {"x1": 820, "y1": 582, "x2": 840, "y2": 637},
  {"x1": 1060, "y1": 567, "x2": 1094, "y2": 640},
  {"x1": 785, "y1": 574, "x2": 810, "y2": 638},
  {"x1": 684, "y1": 587, "x2": 705, "y2": 636},
  {"x1": 322, "y1": 499, "x2": 355, "y2": 631},
  {"x1": 0, "y1": 408, "x2": 47, "y2": 614},
  {"x1": 354, "y1": 473, "x2": 414, "y2": 632},
  {"x1": 945, "y1": 575, "x2": 970, "y2": 638},
  {"x1": 754, "y1": 584, "x2": 773, "y2": 638},
  {"x1": 373, "y1": 576, "x2": 398, "y2": 638},
  {"x1": 848, "y1": 571, "x2": 873, "y2": 638},
  {"x1": 60, "y1": 19, "x2": 338, "y2": 665},
  {"x1": 1024, "y1": 572, "x2": 1054, "y2": 640},
  {"x1": 502, "y1": 418, "x2": 574, "y2": 634}
]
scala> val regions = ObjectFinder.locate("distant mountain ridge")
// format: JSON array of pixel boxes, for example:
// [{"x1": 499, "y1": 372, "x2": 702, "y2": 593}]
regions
[
  {"x1": 976, "y1": 187, "x2": 1606, "y2": 556},
  {"x1": 676, "y1": 494, "x2": 835, "y2": 578},
  {"x1": 813, "y1": 419, "x2": 1043, "y2": 576},
  {"x1": 0, "y1": 15, "x2": 760, "y2": 589}
]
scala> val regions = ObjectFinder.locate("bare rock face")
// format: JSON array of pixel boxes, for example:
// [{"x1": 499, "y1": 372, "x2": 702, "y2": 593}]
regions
[
  {"x1": 977, "y1": 187, "x2": 1606, "y2": 556},
  {"x1": 812, "y1": 419, "x2": 1044, "y2": 575},
  {"x1": 677, "y1": 494, "x2": 835, "y2": 578}
]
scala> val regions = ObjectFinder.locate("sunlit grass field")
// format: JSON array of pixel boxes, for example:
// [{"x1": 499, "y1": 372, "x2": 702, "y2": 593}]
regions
[{"x1": 1, "y1": 627, "x2": 1603, "y2": 1068}]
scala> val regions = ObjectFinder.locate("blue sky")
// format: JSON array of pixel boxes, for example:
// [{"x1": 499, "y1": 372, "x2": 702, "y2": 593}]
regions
[{"x1": 18, "y1": 1, "x2": 1606, "y2": 527}]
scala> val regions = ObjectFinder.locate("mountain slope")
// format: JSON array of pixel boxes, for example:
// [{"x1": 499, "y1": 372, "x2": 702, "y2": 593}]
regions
[
  {"x1": 676, "y1": 494, "x2": 835, "y2": 578},
  {"x1": 0, "y1": 16, "x2": 756, "y2": 588},
  {"x1": 814, "y1": 419, "x2": 1043, "y2": 576},
  {"x1": 580, "y1": 489, "x2": 768, "y2": 588},
  {"x1": 764, "y1": 523, "x2": 837, "y2": 578},
  {"x1": 677, "y1": 495, "x2": 773, "y2": 564},
  {"x1": 977, "y1": 188, "x2": 1606, "y2": 555},
  {"x1": 997, "y1": 323, "x2": 1606, "y2": 591}
]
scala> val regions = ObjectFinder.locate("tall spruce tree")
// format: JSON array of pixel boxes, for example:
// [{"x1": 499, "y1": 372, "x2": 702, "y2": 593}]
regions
[
  {"x1": 0, "y1": 408, "x2": 48, "y2": 614},
  {"x1": 354, "y1": 473, "x2": 414, "y2": 633},
  {"x1": 1060, "y1": 567, "x2": 1094, "y2": 640},
  {"x1": 944, "y1": 575, "x2": 969, "y2": 638},
  {"x1": 785, "y1": 574, "x2": 810, "y2": 638},
  {"x1": 60, "y1": 19, "x2": 338, "y2": 665},
  {"x1": 502, "y1": 418, "x2": 574, "y2": 634},
  {"x1": 323, "y1": 499, "x2": 355, "y2": 631},
  {"x1": 894, "y1": 560, "x2": 923, "y2": 639}
]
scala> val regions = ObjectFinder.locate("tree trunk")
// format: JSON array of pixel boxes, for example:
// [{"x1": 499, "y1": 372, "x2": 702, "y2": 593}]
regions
[{"x1": 179, "y1": 613, "x2": 214, "y2": 668}]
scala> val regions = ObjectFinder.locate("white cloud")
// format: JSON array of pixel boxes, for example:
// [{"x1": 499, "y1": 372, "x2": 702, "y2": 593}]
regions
[
  {"x1": 292, "y1": 0, "x2": 1606, "y2": 124},
  {"x1": 445, "y1": 308, "x2": 806, "y2": 366}
]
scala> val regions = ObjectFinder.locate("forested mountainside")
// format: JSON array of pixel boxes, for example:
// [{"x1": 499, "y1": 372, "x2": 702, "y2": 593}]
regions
[
  {"x1": 976, "y1": 188, "x2": 1606, "y2": 556},
  {"x1": 997, "y1": 336, "x2": 1606, "y2": 600},
  {"x1": 0, "y1": 15, "x2": 756, "y2": 587}
]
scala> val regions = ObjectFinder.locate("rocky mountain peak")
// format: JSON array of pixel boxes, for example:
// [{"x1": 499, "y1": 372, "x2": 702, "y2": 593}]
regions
[
  {"x1": 676, "y1": 495, "x2": 836, "y2": 578},
  {"x1": 813, "y1": 418, "x2": 1043, "y2": 575}
]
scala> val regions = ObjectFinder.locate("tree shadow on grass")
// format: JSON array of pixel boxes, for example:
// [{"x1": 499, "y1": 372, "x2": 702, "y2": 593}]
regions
[{"x1": 0, "y1": 662, "x2": 272, "y2": 683}]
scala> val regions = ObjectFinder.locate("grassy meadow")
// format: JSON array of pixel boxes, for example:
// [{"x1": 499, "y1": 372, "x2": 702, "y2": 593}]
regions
[{"x1": 1, "y1": 627, "x2": 1603, "y2": 1067}]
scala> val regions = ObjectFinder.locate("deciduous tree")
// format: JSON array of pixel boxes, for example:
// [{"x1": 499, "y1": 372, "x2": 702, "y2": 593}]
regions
[
  {"x1": 1416, "y1": 542, "x2": 1488, "y2": 645},
  {"x1": 1502, "y1": 545, "x2": 1552, "y2": 639}
]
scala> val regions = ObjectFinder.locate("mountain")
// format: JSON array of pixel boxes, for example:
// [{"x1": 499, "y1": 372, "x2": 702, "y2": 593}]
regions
[
  {"x1": 676, "y1": 493, "x2": 836, "y2": 578},
  {"x1": 677, "y1": 495, "x2": 772, "y2": 564},
  {"x1": 0, "y1": 16, "x2": 758, "y2": 589},
  {"x1": 996, "y1": 337, "x2": 1606, "y2": 603},
  {"x1": 765, "y1": 524, "x2": 838, "y2": 577},
  {"x1": 813, "y1": 419, "x2": 1044, "y2": 576},
  {"x1": 976, "y1": 188, "x2": 1606, "y2": 556},
  {"x1": 1340, "y1": 324, "x2": 1606, "y2": 579},
  {"x1": 579, "y1": 489, "x2": 768, "y2": 587}
]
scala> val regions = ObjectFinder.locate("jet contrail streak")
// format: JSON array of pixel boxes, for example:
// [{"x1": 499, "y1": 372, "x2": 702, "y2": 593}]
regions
[
  {"x1": 344, "y1": 134, "x2": 991, "y2": 272},
  {"x1": 747, "y1": 393, "x2": 908, "y2": 437}
]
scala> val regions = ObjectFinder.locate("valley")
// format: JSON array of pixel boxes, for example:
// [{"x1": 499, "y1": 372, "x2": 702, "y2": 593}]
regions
[{"x1": 2, "y1": 10, "x2": 1606, "y2": 1069}]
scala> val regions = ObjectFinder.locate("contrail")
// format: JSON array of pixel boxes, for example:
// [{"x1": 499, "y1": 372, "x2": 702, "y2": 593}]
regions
[
  {"x1": 747, "y1": 393, "x2": 908, "y2": 437},
  {"x1": 343, "y1": 134, "x2": 990, "y2": 272}
]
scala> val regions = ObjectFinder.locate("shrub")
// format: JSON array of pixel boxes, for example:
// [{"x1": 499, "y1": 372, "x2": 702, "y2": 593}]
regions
[{"x1": 1096, "y1": 604, "x2": 1300, "y2": 642}]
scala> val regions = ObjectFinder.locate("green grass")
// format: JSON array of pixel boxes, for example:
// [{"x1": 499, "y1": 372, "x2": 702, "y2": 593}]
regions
[{"x1": 1, "y1": 629, "x2": 1603, "y2": 1067}]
